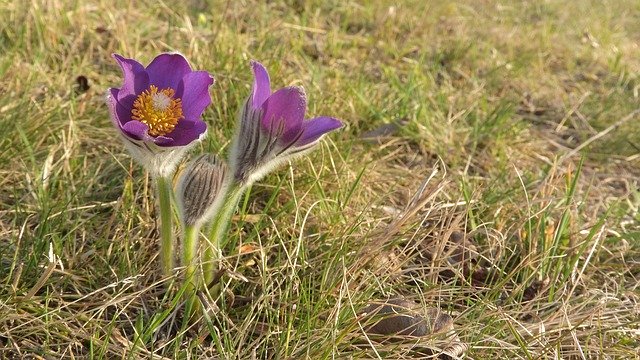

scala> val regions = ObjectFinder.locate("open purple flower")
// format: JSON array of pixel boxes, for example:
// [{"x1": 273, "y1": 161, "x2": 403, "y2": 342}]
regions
[
  {"x1": 230, "y1": 61, "x2": 342, "y2": 185},
  {"x1": 107, "y1": 53, "x2": 214, "y2": 177}
]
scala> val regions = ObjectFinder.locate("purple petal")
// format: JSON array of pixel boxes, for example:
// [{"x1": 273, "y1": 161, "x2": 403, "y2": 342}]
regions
[
  {"x1": 120, "y1": 120, "x2": 174, "y2": 146},
  {"x1": 107, "y1": 88, "x2": 124, "y2": 129},
  {"x1": 298, "y1": 116, "x2": 343, "y2": 145},
  {"x1": 112, "y1": 54, "x2": 149, "y2": 119},
  {"x1": 251, "y1": 60, "x2": 271, "y2": 108},
  {"x1": 152, "y1": 135, "x2": 175, "y2": 146},
  {"x1": 161, "y1": 119, "x2": 207, "y2": 147},
  {"x1": 122, "y1": 120, "x2": 151, "y2": 141},
  {"x1": 109, "y1": 87, "x2": 143, "y2": 132},
  {"x1": 112, "y1": 54, "x2": 149, "y2": 99},
  {"x1": 108, "y1": 87, "x2": 138, "y2": 128},
  {"x1": 176, "y1": 71, "x2": 214, "y2": 121},
  {"x1": 261, "y1": 86, "x2": 307, "y2": 144},
  {"x1": 146, "y1": 53, "x2": 192, "y2": 91}
]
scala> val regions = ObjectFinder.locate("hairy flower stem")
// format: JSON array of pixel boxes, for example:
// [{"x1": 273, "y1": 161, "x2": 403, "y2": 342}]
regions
[
  {"x1": 182, "y1": 225, "x2": 199, "y2": 294},
  {"x1": 157, "y1": 176, "x2": 175, "y2": 278},
  {"x1": 204, "y1": 182, "x2": 245, "y2": 286}
]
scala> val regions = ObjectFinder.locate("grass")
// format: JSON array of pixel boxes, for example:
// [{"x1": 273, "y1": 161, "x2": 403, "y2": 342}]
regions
[{"x1": 1, "y1": 0, "x2": 639, "y2": 358}]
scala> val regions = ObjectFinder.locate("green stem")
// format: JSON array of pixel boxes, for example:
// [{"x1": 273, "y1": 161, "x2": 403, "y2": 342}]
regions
[
  {"x1": 204, "y1": 182, "x2": 245, "y2": 286},
  {"x1": 157, "y1": 176, "x2": 174, "y2": 278},
  {"x1": 182, "y1": 224, "x2": 200, "y2": 320},
  {"x1": 183, "y1": 225, "x2": 200, "y2": 291}
]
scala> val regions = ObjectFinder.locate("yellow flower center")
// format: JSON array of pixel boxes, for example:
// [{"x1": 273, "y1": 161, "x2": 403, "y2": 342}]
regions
[{"x1": 131, "y1": 85, "x2": 184, "y2": 136}]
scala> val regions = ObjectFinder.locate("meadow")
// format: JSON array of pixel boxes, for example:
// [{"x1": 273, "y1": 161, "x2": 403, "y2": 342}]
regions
[{"x1": 1, "y1": 0, "x2": 639, "y2": 358}]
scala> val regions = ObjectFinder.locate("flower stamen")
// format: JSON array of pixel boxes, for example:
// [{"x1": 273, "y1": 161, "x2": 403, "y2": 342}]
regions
[{"x1": 132, "y1": 85, "x2": 183, "y2": 136}]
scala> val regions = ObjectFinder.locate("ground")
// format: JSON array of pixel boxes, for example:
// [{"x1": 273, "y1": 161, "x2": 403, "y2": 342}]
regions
[{"x1": 1, "y1": 0, "x2": 639, "y2": 359}]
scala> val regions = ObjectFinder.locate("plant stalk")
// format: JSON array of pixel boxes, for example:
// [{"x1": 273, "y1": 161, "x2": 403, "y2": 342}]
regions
[
  {"x1": 204, "y1": 182, "x2": 244, "y2": 286},
  {"x1": 157, "y1": 176, "x2": 175, "y2": 278},
  {"x1": 183, "y1": 225, "x2": 200, "y2": 292}
]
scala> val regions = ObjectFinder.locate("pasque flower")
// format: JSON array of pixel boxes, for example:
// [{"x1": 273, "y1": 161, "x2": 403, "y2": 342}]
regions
[
  {"x1": 230, "y1": 61, "x2": 342, "y2": 185},
  {"x1": 200, "y1": 60, "x2": 342, "y2": 287},
  {"x1": 107, "y1": 52, "x2": 214, "y2": 278},
  {"x1": 108, "y1": 53, "x2": 214, "y2": 178}
]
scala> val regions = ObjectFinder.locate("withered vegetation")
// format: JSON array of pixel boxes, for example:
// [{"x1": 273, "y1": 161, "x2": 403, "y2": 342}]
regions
[{"x1": 1, "y1": 0, "x2": 638, "y2": 358}]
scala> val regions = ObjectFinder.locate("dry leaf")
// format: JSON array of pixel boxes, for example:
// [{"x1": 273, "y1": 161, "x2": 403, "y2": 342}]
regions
[{"x1": 361, "y1": 298, "x2": 452, "y2": 337}]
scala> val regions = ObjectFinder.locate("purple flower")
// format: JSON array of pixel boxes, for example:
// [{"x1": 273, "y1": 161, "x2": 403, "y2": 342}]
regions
[
  {"x1": 107, "y1": 53, "x2": 214, "y2": 177},
  {"x1": 230, "y1": 61, "x2": 342, "y2": 184}
]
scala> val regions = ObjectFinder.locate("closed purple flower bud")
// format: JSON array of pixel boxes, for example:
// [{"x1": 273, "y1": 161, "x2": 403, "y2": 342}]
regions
[{"x1": 230, "y1": 61, "x2": 342, "y2": 185}]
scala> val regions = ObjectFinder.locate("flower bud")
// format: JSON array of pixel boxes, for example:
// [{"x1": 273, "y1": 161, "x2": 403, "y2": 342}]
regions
[
  {"x1": 177, "y1": 154, "x2": 228, "y2": 227},
  {"x1": 229, "y1": 61, "x2": 342, "y2": 186}
]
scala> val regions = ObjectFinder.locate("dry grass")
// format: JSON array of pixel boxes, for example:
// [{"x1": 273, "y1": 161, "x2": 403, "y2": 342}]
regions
[{"x1": 1, "y1": 0, "x2": 639, "y2": 358}]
